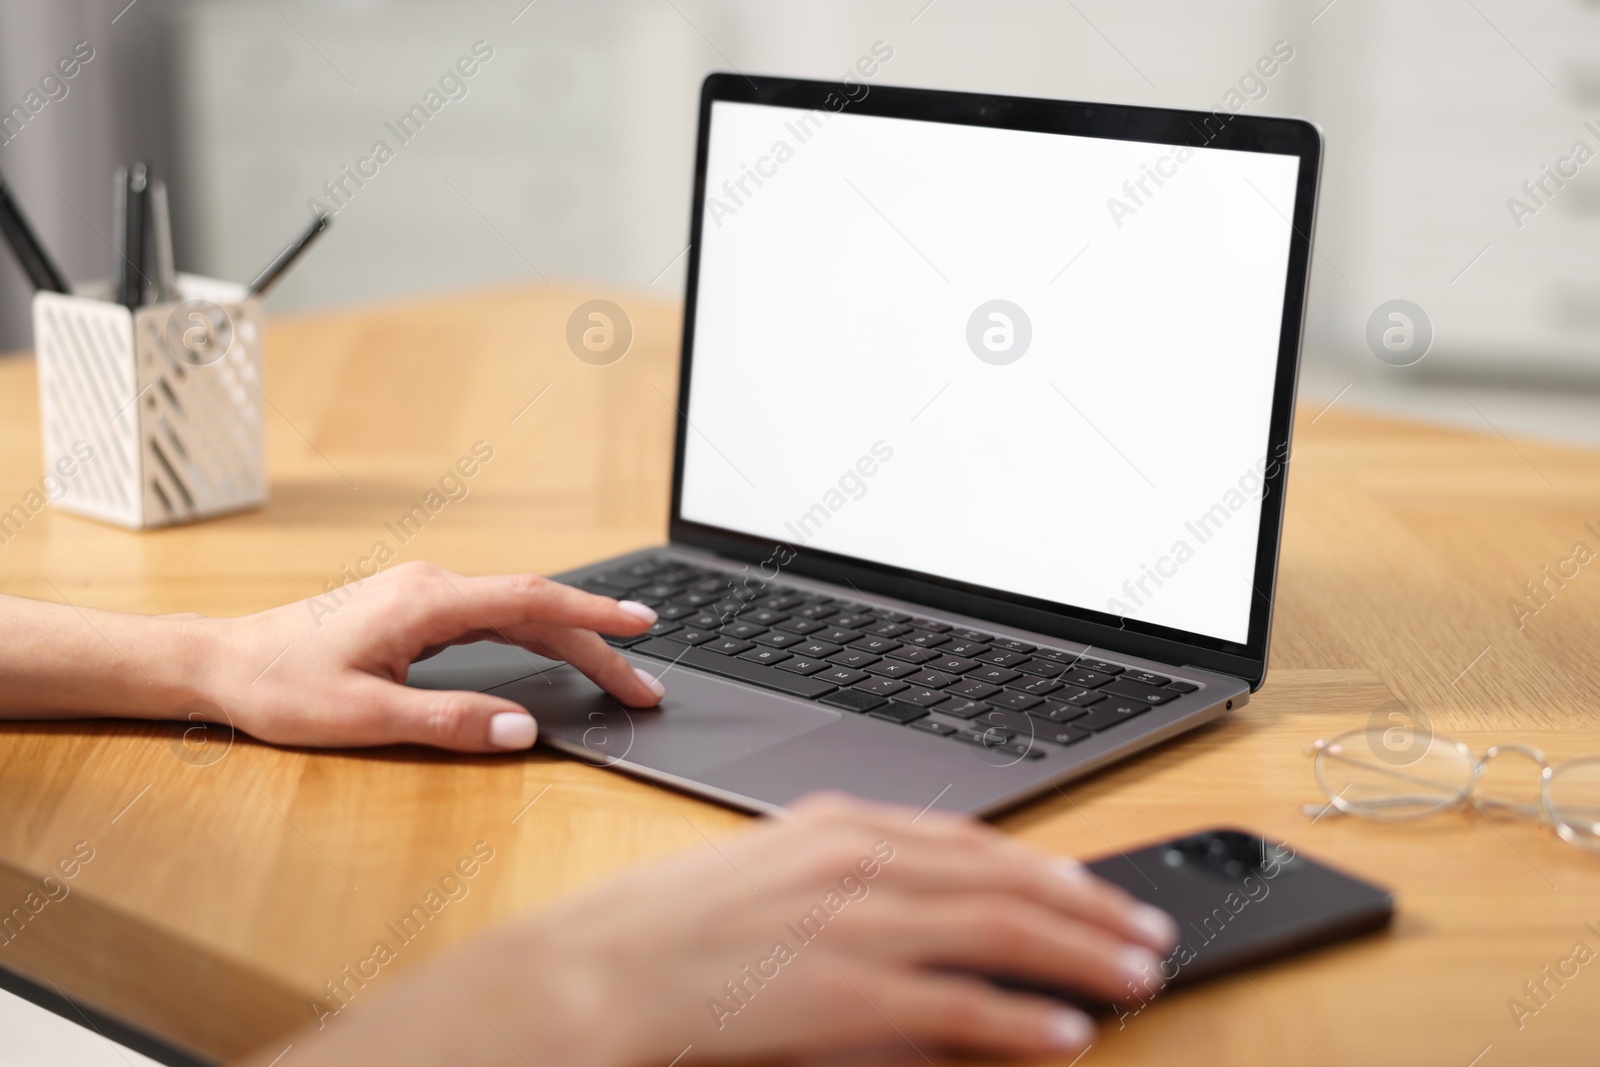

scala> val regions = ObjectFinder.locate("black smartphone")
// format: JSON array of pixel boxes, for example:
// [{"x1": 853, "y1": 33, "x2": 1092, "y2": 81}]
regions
[
  {"x1": 999, "y1": 828, "x2": 1394, "y2": 1017},
  {"x1": 1088, "y1": 828, "x2": 1394, "y2": 1010}
]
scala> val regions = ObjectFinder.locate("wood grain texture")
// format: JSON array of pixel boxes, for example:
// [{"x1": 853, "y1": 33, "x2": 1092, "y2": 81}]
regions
[{"x1": 2, "y1": 285, "x2": 1599, "y2": 1065}]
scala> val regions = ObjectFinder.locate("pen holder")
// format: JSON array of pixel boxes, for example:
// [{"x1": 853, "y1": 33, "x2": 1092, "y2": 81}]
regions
[{"x1": 32, "y1": 273, "x2": 268, "y2": 529}]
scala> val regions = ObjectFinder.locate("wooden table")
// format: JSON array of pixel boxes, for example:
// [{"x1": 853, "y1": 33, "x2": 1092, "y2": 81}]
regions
[{"x1": 2, "y1": 285, "x2": 1599, "y2": 1066}]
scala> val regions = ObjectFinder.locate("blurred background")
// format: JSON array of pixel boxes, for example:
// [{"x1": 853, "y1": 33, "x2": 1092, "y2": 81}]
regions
[{"x1": 2, "y1": 0, "x2": 1598, "y2": 445}]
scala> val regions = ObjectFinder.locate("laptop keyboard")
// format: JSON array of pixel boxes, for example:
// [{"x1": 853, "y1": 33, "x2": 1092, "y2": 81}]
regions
[{"x1": 584, "y1": 557, "x2": 1204, "y2": 761}]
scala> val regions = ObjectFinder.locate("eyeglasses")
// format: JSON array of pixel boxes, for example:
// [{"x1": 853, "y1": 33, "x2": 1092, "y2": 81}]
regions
[{"x1": 1303, "y1": 726, "x2": 1600, "y2": 852}]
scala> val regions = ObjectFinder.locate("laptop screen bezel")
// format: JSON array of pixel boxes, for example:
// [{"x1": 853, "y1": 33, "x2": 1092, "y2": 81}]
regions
[{"x1": 668, "y1": 73, "x2": 1322, "y2": 690}]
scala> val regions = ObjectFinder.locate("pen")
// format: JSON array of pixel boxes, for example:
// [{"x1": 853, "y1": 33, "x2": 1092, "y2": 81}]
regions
[
  {"x1": 0, "y1": 171, "x2": 70, "y2": 293},
  {"x1": 112, "y1": 165, "x2": 129, "y2": 307},
  {"x1": 121, "y1": 162, "x2": 149, "y2": 311},
  {"x1": 150, "y1": 178, "x2": 176, "y2": 303},
  {"x1": 247, "y1": 211, "x2": 329, "y2": 297}
]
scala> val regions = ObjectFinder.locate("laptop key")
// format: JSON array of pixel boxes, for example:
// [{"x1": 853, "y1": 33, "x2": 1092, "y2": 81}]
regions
[
  {"x1": 1076, "y1": 658, "x2": 1125, "y2": 675},
  {"x1": 1031, "y1": 648, "x2": 1077, "y2": 663},
  {"x1": 1166, "y1": 680, "x2": 1200, "y2": 693},
  {"x1": 894, "y1": 688, "x2": 950, "y2": 708},
  {"x1": 796, "y1": 603, "x2": 840, "y2": 620},
  {"x1": 930, "y1": 655, "x2": 978, "y2": 674},
  {"x1": 943, "y1": 640, "x2": 989, "y2": 658},
  {"x1": 884, "y1": 645, "x2": 938, "y2": 664},
  {"x1": 909, "y1": 719, "x2": 959, "y2": 736},
  {"x1": 760, "y1": 594, "x2": 806, "y2": 611},
  {"x1": 775, "y1": 618, "x2": 826, "y2": 636},
  {"x1": 833, "y1": 613, "x2": 877, "y2": 629},
  {"x1": 906, "y1": 668, "x2": 960, "y2": 689},
  {"x1": 1036, "y1": 724, "x2": 1093, "y2": 746},
  {"x1": 869, "y1": 702, "x2": 928, "y2": 724},
  {"x1": 820, "y1": 690, "x2": 884, "y2": 713},
  {"x1": 866, "y1": 659, "x2": 921, "y2": 679},
  {"x1": 946, "y1": 678, "x2": 1001, "y2": 700},
  {"x1": 676, "y1": 592, "x2": 718, "y2": 607},
  {"x1": 973, "y1": 708, "x2": 1034, "y2": 734},
  {"x1": 605, "y1": 634, "x2": 650, "y2": 648},
  {"x1": 1124, "y1": 669, "x2": 1171, "y2": 686},
  {"x1": 705, "y1": 637, "x2": 755, "y2": 656},
  {"x1": 628, "y1": 638, "x2": 836, "y2": 698},
  {"x1": 665, "y1": 629, "x2": 717, "y2": 646},
  {"x1": 745, "y1": 608, "x2": 789, "y2": 626},
  {"x1": 720, "y1": 621, "x2": 766, "y2": 640},
  {"x1": 903, "y1": 631, "x2": 951, "y2": 648},
  {"x1": 975, "y1": 649, "x2": 1029, "y2": 667},
  {"x1": 829, "y1": 650, "x2": 880, "y2": 669},
  {"x1": 816, "y1": 666, "x2": 869, "y2": 687},
  {"x1": 862, "y1": 621, "x2": 913, "y2": 637},
  {"x1": 1103, "y1": 679, "x2": 1179, "y2": 705},
  {"x1": 1065, "y1": 689, "x2": 1107, "y2": 707},
  {"x1": 741, "y1": 647, "x2": 791, "y2": 666},
  {"x1": 644, "y1": 620, "x2": 683, "y2": 638},
  {"x1": 1015, "y1": 659, "x2": 1064, "y2": 678},
  {"x1": 952, "y1": 730, "x2": 1044, "y2": 759},
  {"x1": 1015, "y1": 677, "x2": 1064, "y2": 697},
  {"x1": 990, "y1": 638, "x2": 1037, "y2": 654},
  {"x1": 850, "y1": 636, "x2": 901, "y2": 655},
  {"x1": 778, "y1": 657, "x2": 830, "y2": 675},
  {"x1": 968, "y1": 666, "x2": 1022, "y2": 686},
  {"x1": 1026, "y1": 700, "x2": 1086, "y2": 723},
  {"x1": 936, "y1": 699, "x2": 989, "y2": 719},
  {"x1": 951, "y1": 628, "x2": 989, "y2": 642},
  {"x1": 817, "y1": 627, "x2": 862, "y2": 645},
  {"x1": 911, "y1": 618, "x2": 953, "y2": 633},
  {"x1": 990, "y1": 691, "x2": 1043, "y2": 712},
  {"x1": 795, "y1": 640, "x2": 843, "y2": 659},
  {"x1": 1075, "y1": 701, "x2": 1150, "y2": 731},
  {"x1": 753, "y1": 630, "x2": 805, "y2": 649},
  {"x1": 657, "y1": 603, "x2": 699, "y2": 620},
  {"x1": 855, "y1": 677, "x2": 909, "y2": 697},
  {"x1": 1063, "y1": 669, "x2": 1114, "y2": 689}
]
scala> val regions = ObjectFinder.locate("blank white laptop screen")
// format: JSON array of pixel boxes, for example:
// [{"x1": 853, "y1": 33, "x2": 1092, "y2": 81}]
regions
[{"x1": 681, "y1": 100, "x2": 1300, "y2": 644}]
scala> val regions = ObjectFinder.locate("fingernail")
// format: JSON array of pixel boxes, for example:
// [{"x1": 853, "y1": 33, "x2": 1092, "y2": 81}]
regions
[
  {"x1": 488, "y1": 712, "x2": 536, "y2": 750},
  {"x1": 633, "y1": 666, "x2": 666, "y2": 700},
  {"x1": 1130, "y1": 903, "x2": 1179, "y2": 950},
  {"x1": 1118, "y1": 946, "x2": 1161, "y2": 988},
  {"x1": 1054, "y1": 857, "x2": 1090, "y2": 882},
  {"x1": 617, "y1": 600, "x2": 658, "y2": 624},
  {"x1": 1047, "y1": 1008, "x2": 1094, "y2": 1049}
]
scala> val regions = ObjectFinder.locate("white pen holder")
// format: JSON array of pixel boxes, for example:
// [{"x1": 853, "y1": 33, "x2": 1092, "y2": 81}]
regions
[{"x1": 32, "y1": 273, "x2": 268, "y2": 529}]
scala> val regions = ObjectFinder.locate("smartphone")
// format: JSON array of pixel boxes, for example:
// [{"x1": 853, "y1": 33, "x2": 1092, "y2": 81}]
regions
[{"x1": 999, "y1": 828, "x2": 1393, "y2": 1015}]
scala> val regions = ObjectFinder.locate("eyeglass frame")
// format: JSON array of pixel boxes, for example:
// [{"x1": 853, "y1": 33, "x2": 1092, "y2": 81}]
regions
[{"x1": 1304, "y1": 727, "x2": 1600, "y2": 852}]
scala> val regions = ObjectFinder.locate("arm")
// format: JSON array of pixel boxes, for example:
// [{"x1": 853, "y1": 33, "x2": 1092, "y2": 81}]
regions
[
  {"x1": 0, "y1": 561, "x2": 664, "y2": 751},
  {"x1": 238, "y1": 794, "x2": 1180, "y2": 1066}
]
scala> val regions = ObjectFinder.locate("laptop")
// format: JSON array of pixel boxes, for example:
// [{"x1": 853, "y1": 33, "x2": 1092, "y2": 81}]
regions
[{"x1": 409, "y1": 74, "x2": 1322, "y2": 817}]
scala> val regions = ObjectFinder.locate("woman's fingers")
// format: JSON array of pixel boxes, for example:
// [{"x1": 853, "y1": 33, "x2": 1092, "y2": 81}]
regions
[
  {"x1": 844, "y1": 967, "x2": 1096, "y2": 1060},
  {"x1": 344, "y1": 679, "x2": 539, "y2": 752},
  {"x1": 532, "y1": 624, "x2": 666, "y2": 708},
  {"x1": 782, "y1": 794, "x2": 1177, "y2": 953},
  {"x1": 846, "y1": 893, "x2": 1161, "y2": 1004},
  {"x1": 424, "y1": 568, "x2": 659, "y2": 639}
]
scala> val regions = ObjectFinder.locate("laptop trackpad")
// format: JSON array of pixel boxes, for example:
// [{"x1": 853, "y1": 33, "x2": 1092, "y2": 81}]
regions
[{"x1": 484, "y1": 658, "x2": 839, "y2": 777}]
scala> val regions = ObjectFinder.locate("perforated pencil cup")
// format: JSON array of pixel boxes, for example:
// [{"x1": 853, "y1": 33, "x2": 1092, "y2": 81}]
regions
[{"x1": 32, "y1": 273, "x2": 268, "y2": 529}]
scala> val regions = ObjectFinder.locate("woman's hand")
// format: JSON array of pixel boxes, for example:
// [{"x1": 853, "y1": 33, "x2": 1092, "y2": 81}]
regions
[
  {"x1": 201, "y1": 561, "x2": 664, "y2": 751},
  {"x1": 252, "y1": 793, "x2": 1180, "y2": 1067},
  {"x1": 0, "y1": 561, "x2": 662, "y2": 752}
]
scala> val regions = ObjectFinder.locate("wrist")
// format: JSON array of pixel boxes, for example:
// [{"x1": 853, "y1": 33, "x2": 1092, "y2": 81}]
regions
[
  {"x1": 462, "y1": 917, "x2": 635, "y2": 1067},
  {"x1": 105, "y1": 612, "x2": 223, "y2": 720}
]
